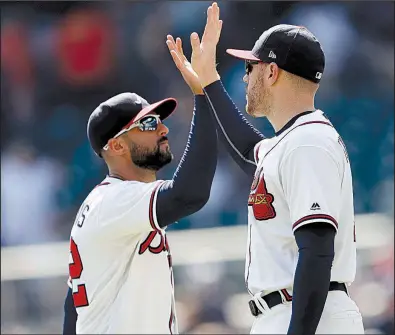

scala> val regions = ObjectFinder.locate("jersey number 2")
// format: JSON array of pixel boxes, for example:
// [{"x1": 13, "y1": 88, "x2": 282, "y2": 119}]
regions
[{"x1": 69, "y1": 238, "x2": 89, "y2": 307}]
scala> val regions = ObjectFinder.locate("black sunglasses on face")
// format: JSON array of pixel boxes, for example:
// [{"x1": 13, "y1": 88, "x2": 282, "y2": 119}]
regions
[{"x1": 245, "y1": 60, "x2": 261, "y2": 75}]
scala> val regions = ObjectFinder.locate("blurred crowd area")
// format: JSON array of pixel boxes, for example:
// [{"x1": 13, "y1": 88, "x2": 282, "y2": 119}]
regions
[{"x1": 0, "y1": 1, "x2": 394, "y2": 335}]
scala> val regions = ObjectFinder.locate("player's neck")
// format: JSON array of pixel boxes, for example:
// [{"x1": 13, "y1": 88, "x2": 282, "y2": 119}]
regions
[
  {"x1": 268, "y1": 93, "x2": 315, "y2": 132},
  {"x1": 108, "y1": 166, "x2": 156, "y2": 183}
]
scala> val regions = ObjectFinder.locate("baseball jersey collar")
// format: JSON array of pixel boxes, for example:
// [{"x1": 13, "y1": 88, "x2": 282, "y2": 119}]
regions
[
  {"x1": 275, "y1": 110, "x2": 315, "y2": 137},
  {"x1": 107, "y1": 174, "x2": 125, "y2": 182}
]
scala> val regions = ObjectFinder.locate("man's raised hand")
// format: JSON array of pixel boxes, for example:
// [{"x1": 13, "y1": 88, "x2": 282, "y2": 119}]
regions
[
  {"x1": 166, "y1": 35, "x2": 203, "y2": 95},
  {"x1": 190, "y1": 2, "x2": 223, "y2": 88}
]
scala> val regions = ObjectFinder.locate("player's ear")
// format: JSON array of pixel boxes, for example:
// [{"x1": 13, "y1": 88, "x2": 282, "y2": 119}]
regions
[
  {"x1": 267, "y1": 62, "x2": 280, "y2": 86},
  {"x1": 107, "y1": 138, "x2": 128, "y2": 156}
]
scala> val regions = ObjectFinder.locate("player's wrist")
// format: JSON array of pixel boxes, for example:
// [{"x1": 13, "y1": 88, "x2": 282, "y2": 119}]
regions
[
  {"x1": 191, "y1": 86, "x2": 204, "y2": 95},
  {"x1": 200, "y1": 71, "x2": 221, "y2": 88}
]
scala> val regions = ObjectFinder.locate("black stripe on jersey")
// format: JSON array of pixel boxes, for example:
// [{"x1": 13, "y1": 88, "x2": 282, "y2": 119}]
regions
[
  {"x1": 149, "y1": 182, "x2": 164, "y2": 231},
  {"x1": 275, "y1": 111, "x2": 315, "y2": 136},
  {"x1": 293, "y1": 214, "x2": 338, "y2": 231},
  {"x1": 298, "y1": 120, "x2": 333, "y2": 127}
]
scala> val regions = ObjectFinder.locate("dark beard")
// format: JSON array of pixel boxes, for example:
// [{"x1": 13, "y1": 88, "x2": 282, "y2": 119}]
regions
[{"x1": 130, "y1": 137, "x2": 173, "y2": 171}]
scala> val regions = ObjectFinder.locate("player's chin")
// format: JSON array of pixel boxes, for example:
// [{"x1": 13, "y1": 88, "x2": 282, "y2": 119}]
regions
[
  {"x1": 160, "y1": 147, "x2": 173, "y2": 162},
  {"x1": 246, "y1": 104, "x2": 257, "y2": 117},
  {"x1": 246, "y1": 103, "x2": 266, "y2": 118}
]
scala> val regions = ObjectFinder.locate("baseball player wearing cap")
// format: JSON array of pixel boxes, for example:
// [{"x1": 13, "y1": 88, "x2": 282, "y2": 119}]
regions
[
  {"x1": 167, "y1": 3, "x2": 364, "y2": 334},
  {"x1": 62, "y1": 85, "x2": 217, "y2": 333}
]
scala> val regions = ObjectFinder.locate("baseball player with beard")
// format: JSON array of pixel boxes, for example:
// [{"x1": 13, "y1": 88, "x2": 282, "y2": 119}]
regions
[
  {"x1": 62, "y1": 88, "x2": 217, "y2": 334},
  {"x1": 166, "y1": 2, "x2": 364, "y2": 334}
]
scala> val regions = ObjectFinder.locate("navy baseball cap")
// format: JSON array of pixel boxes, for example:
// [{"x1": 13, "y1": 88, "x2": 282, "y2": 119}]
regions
[
  {"x1": 87, "y1": 93, "x2": 177, "y2": 157},
  {"x1": 226, "y1": 24, "x2": 325, "y2": 83}
]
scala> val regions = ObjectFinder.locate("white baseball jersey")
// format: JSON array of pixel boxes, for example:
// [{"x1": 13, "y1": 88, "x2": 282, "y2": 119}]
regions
[
  {"x1": 68, "y1": 176, "x2": 177, "y2": 334},
  {"x1": 246, "y1": 110, "x2": 356, "y2": 297}
]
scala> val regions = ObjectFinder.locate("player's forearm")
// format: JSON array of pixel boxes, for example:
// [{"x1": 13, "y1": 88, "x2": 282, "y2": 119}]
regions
[
  {"x1": 63, "y1": 288, "x2": 77, "y2": 335},
  {"x1": 156, "y1": 95, "x2": 217, "y2": 227},
  {"x1": 288, "y1": 224, "x2": 336, "y2": 335},
  {"x1": 203, "y1": 80, "x2": 264, "y2": 176}
]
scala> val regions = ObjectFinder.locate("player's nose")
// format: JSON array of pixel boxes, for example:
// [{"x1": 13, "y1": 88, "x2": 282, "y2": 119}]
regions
[
  {"x1": 243, "y1": 74, "x2": 248, "y2": 83},
  {"x1": 158, "y1": 122, "x2": 169, "y2": 136}
]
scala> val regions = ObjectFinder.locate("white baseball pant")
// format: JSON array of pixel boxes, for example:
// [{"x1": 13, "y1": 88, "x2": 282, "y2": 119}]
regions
[{"x1": 250, "y1": 290, "x2": 365, "y2": 334}]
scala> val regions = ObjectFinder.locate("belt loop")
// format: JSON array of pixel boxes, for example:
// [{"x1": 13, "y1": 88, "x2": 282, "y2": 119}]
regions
[
  {"x1": 344, "y1": 283, "x2": 350, "y2": 296},
  {"x1": 253, "y1": 292, "x2": 269, "y2": 315}
]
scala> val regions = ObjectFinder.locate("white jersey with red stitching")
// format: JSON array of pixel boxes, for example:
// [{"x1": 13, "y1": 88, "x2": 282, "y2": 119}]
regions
[
  {"x1": 68, "y1": 176, "x2": 177, "y2": 334},
  {"x1": 246, "y1": 110, "x2": 356, "y2": 297}
]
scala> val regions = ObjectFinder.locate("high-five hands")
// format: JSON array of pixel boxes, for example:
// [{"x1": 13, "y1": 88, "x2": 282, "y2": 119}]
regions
[
  {"x1": 166, "y1": 2, "x2": 223, "y2": 94},
  {"x1": 166, "y1": 35, "x2": 203, "y2": 95}
]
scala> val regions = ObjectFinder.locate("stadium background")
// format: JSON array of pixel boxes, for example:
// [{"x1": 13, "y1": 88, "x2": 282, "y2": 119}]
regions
[{"x1": 1, "y1": 1, "x2": 393, "y2": 334}]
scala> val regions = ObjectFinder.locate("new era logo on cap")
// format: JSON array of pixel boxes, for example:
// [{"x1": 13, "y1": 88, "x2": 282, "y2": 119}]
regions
[
  {"x1": 315, "y1": 72, "x2": 322, "y2": 79},
  {"x1": 269, "y1": 50, "x2": 277, "y2": 59}
]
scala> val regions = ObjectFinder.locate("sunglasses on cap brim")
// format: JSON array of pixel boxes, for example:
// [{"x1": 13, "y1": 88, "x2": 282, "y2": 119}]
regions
[{"x1": 103, "y1": 114, "x2": 162, "y2": 151}]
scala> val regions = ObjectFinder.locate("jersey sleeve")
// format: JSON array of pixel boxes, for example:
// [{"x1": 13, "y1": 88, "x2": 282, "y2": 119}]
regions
[
  {"x1": 280, "y1": 145, "x2": 341, "y2": 233},
  {"x1": 97, "y1": 180, "x2": 165, "y2": 236}
]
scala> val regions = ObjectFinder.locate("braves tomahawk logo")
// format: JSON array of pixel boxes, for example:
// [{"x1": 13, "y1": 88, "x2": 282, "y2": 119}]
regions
[{"x1": 248, "y1": 168, "x2": 276, "y2": 220}]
